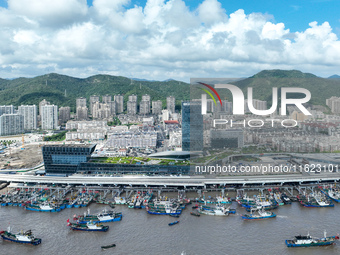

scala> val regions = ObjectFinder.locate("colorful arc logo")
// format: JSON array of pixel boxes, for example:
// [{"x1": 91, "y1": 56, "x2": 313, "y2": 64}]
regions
[{"x1": 198, "y1": 82, "x2": 222, "y2": 114}]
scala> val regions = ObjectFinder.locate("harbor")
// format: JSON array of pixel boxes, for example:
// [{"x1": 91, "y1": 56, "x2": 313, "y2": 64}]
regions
[{"x1": 1, "y1": 183, "x2": 340, "y2": 254}]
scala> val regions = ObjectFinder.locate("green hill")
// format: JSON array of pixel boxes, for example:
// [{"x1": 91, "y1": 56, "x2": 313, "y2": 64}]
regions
[
  {"x1": 1, "y1": 70, "x2": 340, "y2": 111},
  {"x1": 190, "y1": 69, "x2": 340, "y2": 107},
  {"x1": 0, "y1": 73, "x2": 190, "y2": 112},
  {"x1": 232, "y1": 69, "x2": 340, "y2": 106}
]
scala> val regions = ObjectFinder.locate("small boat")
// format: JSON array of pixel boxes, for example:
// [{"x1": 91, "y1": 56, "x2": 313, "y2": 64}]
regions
[
  {"x1": 0, "y1": 227, "x2": 41, "y2": 245},
  {"x1": 285, "y1": 231, "x2": 339, "y2": 247},
  {"x1": 192, "y1": 205, "x2": 199, "y2": 209},
  {"x1": 168, "y1": 221, "x2": 180, "y2": 226},
  {"x1": 190, "y1": 212, "x2": 200, "y2": 217},
  {"x1": 67, "y1": 219, "x2": 109, "y2": 232},
  {"x1": 101, "y1": 243, "x2": 116, "y2": 250}
]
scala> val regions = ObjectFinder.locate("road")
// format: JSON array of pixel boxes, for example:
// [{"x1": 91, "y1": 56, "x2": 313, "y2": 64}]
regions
[{"x1": 0, "y1": 172, "x2": 339, "y2": 187}]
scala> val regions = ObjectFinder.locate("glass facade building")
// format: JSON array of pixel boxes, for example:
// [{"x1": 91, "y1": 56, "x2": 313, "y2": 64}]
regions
[
  {"x1": 181, "y1": 101, "x2": 203, "y2": 152},
  {"x1": 42, "y1": 144, "x2": 189, "y2": 175},
  {"x1": 42, "y1": 144, "x2": 96, "y2": 175}
]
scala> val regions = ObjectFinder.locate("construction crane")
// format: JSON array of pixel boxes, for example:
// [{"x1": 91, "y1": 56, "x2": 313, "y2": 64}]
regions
[{"x1": 21, "y1": 134, "x2": 25, "y2": 149}]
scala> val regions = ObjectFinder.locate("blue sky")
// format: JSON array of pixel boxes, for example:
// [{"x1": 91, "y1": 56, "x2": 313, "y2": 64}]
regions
[
  {"x1": 86, "y1": 0, "x2": 340, "y2": 34},
  {"x1": 0, "y1": 0, "x2": 339, "y2": 80}
]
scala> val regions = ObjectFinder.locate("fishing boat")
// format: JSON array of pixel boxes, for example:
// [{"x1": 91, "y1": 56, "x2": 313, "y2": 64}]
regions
[
  {"x1": 168, "y1": 221, "x2": 179, "y2": 226},
  {"x1": 74, "y1": 209, "x2": 122, "y2": 223},
  {"x1": 0, "y1": 227, "x2": 41, "y2": 245},
  {"x1": 273, "y1": 193, "x2": 284, "y2": 206},
  {"x1": 285, "y1": 231, "x2": 339, "y2": 247},
  {"x1": 297, "y1": 194, "x2": 334, "y2": 208},
  {"x1": 101, "y1": 243, "x2": 116, "y2": 250},
  {"x1": 198, "y1": 196, "x2": 231, "y2": 204},
  {"x1": 190, "y1": 211, "x2": 200, "y2": 217},
  {"x1": 241, "y1": 208, "x2": 276, "y2": 220},
  {"x1": 114, "y1": 197, "x2": 127, "y2": 205},
  {"x1": 245, "y1": 204, "x2": 278, "y2": 212},
  {"x1": 24, "y1": 202, "x2": 61, "y2": 212},
  {"x1": 197, "y1": 205, "x2": 236, "y2": 216},
  {"x1": 67, "y1": 219, "x2": 109, "y2": 232},
  {"x1": 281, "y1": 193, "x2": 292, "y2": 204},
  {"x1": 319, "y1": 185, "x2": 340, "y2": 203},
  {"x1": 146, "y1": 200, "x2": 182, "y2": 215}
]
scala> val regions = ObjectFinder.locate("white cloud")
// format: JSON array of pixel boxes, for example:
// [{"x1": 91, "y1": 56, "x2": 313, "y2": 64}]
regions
[
  {"x1": 0, "y1": 0, "x2": 340, "y2": 81},
  {"x1": 8, "y1": 0, "x2": 88, "y2": 28}
]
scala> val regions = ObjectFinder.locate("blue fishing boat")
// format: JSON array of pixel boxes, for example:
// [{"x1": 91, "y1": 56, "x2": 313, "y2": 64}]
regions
[
  {"x1": 24, "y1": 202, "x2": 61, "y2": 212},
  {"x1": 285, "y1": 231, "x2": 339, "y2": 247},
  {"x1": 0, "y1": 228, "x2": 41, "y2": 245},
  {"x1": 67, "y1": 219, "x2": 109, "y2": 232},
  {"x1": 74, "y1": 209, "x2": 122, "y2": 224}
]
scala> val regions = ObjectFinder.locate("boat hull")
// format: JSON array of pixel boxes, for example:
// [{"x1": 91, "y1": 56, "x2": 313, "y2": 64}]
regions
[
  {"x1": 285, "y1": 239, "x2": 336, "y2": 247},
  {"x1": 241, "y1": 214, "x2": 276, "y2": 220},
  {"x1": 0, "y1": 232, "x2": 41, "y2": 245},
  {"x1": 70, "y1": 226, "x2": 109, "y2": 232},
  {"x1": 25, "y1": 206, "x2": 61, "y2": 212}
]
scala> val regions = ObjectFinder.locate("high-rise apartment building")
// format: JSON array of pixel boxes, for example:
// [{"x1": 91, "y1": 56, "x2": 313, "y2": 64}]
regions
[
  {"x1": 0, "y1": 105, "x2": 15, "y2": 116},
  {"x1": 152, "y1": 100, "x2": 162, "y2": 115},
  {"x1": 59, "y1": 106, "x2": 71, "y2": 124},
  {"x1": 41, "y1": 105, "x2": 58, "y2": 130},
  {"x1": 167, "y1": 96, "x2": 176, "y2": 113},
  {"x1": 76, "y1": 97, "x2": 88, "y2": 120},
  {"x1": 127, "y1": 101, "x2": 137, "y2": 115},
  {"x1": 18, "y1": 105, "x2": 37, "y2": 130},
  {"x1": 102, "y1": 95, "x2": 112, "y2": 104},
  {"x1": 0, "y1": 114, "x2": 24, "y2": 136},
  {"x1": 114, "y1": 95, "x2": 124, "y2": 114},
  {"x1": 90, "y1": 95, "x2": 100, "y2": 114}
]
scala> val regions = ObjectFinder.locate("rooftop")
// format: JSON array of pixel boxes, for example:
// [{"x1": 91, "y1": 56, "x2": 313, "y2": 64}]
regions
[{"x1": 42, "y1": 144, "x2": 96, "y2": 149}]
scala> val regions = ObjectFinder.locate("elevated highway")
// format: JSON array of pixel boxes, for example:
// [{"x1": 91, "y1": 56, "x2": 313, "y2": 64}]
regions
[{"x1": 0, "y1": 172, "x2": 340, "y2": 188}]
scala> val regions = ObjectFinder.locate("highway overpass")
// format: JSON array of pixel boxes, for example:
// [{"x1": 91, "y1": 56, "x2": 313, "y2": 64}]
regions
[{"x1": 0, "y1": 173, "x2": 339, "y2": 188}]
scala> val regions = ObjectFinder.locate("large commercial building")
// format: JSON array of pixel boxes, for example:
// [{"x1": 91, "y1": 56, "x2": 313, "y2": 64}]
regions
[
  {"x1": 42, "y1": 144, "x2": 96, "y2": 175},
  {"x1": 0, "y1": 114, "x2": 24, "y2": 136},
  {"x1": 41, "y1": 105, "x2": 58, "y2": 130},
  {"x1": 18, "y1": 105, "x2": 37, "y2": 131},
  {"x1": 210, "y1": 129, "x2": 244, "y2": 148},
  {"x1": 106, "y1": 131, "x2": 157, "y2": 148},
  {"x1": 181, "y1": 101, "x2": 203, "y2": 151},
  {"x1": 42, "y1": 144, "x2": 189, "y2": 175}
]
